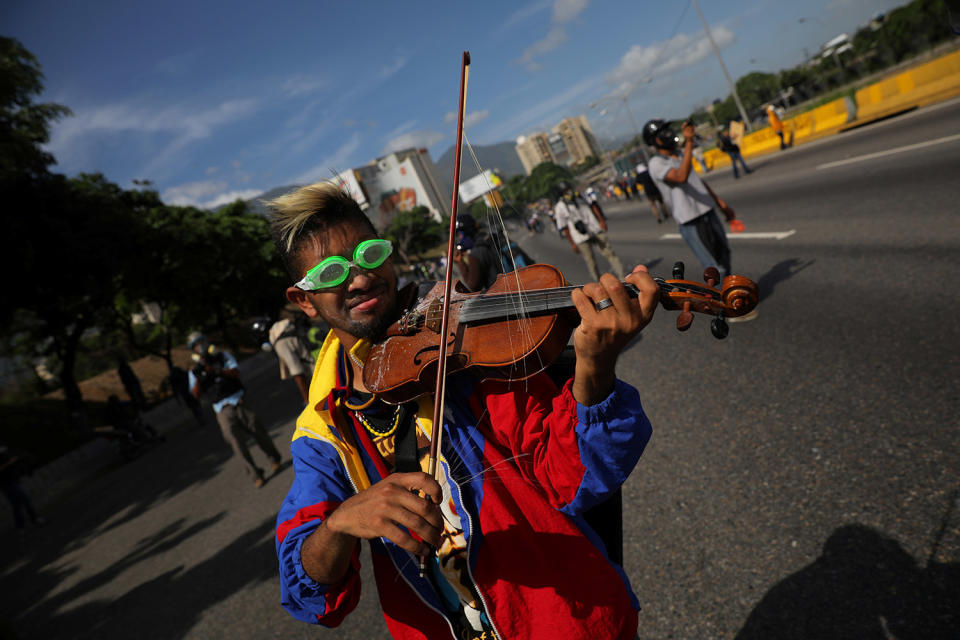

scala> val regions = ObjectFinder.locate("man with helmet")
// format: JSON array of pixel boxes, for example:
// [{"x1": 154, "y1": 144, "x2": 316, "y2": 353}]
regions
[
  {"x1": 452, "y1": 212, "x2": 534, "y2": 291},
  {"x1": 451, "y1": 212, "x2": 503, "y2": 291},
  {"x1": 188, "y1": 331, "x2": 283, "y2": 488},
  {"x1": 644, "y1": 118, "x2": 737, "y2": 278},
  {"x1": 553, "y1": 181, "x2": 625, "y2": 281}
]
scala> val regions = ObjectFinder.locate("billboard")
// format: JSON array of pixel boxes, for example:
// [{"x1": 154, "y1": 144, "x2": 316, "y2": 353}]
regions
[
  {"x1": 359, "y1": 158, "x2": 443, "y2": 226},
  {"x1": 459, "y1": 170, "x2": 502, "y2": 204},
  {"x1": 329, "y1": 169, "x2": 368, "y2": 208}
]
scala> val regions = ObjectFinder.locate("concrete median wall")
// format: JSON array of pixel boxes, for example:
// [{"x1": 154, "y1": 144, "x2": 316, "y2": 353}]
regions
[
  {"x1": 699, "y1": 97, "x2": 852, "y2": 171},
  {"x1": 851, "y1": 50, "x2": 960, "y2": 126}
]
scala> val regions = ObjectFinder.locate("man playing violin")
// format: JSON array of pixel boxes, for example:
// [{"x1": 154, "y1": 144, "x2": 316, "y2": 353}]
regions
[{"x1": 271, "y1": 181, "x2": 659, "y2": 640}]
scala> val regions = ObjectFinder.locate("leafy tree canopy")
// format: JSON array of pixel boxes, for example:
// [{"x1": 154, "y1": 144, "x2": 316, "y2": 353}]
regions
[
  {"x1": 0, "y1": 36, "x2": 70, "y2": 182},
  {"x1": 382, "y1": 206, "x2": 447, "y2": 262}
]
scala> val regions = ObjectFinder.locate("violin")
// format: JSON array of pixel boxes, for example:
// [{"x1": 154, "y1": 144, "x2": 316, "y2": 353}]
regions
[{"x1": 363, "y1": 261, "x2": 758, "y2": 404}]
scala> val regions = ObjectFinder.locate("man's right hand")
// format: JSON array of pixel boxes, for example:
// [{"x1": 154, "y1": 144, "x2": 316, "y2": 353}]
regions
[
  {"x1": 682, "y1": 121, "x2": 696, "y2": 142},
  {"x1": 570, "y1": 243, "x2": 580, "y2": 254},
  {"x1": 325, "y1": 472, "x2": 444, "y2": 555}
]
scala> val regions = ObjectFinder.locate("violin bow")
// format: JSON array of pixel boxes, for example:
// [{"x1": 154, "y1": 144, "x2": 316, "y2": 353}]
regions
[{"x1": 428, "y1": 51, "x2": 470, "y2": 480}]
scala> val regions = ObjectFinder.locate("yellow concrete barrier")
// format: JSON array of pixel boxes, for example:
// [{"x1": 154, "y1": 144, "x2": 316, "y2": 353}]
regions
[
  {"x1": 853, "y1": 50, "x2": 960, "y2": 125},
  {"x1": 811, "y1": 98, "x2": 853, "y2": 135},
  {"x1": 702, "y1": 148, "x2": 729, "y2": 171},
  {"x1": 740, "y1": 127, "x2": 782, "y2": 156},
  {"x1": 786, "y1": 112, "x2": 814, "y2": 144}
]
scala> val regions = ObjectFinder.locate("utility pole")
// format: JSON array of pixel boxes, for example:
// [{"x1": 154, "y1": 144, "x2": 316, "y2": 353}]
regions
[
  {"x1": 692, "y1": 0, "x2": 751, "y2": 130},
  {"x1": 620, "y1": 96, "x2": 650, "y2": 162}
]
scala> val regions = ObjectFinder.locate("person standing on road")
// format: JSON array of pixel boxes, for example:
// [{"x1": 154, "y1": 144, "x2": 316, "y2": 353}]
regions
[
  {"x1": 767, "y1": 105, "x2": 788, "y2": 150},
  {"x1": 717, "y1": 126, "x2": 752, "y2": 179},
  {"x1": 635, "y1": 161, "x2": 668, "y2": 223},
  {"x1": 584, "y1": 184, "x2": 611, "y2": 229},
  {"x1": 645, "y1": 118, "x2": 740, "y2": 281},
  {"x1": 554, "y1": 181, "x2": 625, "y2": 280},
  {"x1": 268, "y1": 307, "x2": 317, "y2": 405},
  {"x1": 188, "y1": 332, "x2": 282, "y2": 488},
  {"x1": 269, "y1": 181, "x2": 657, "y2": 640}
]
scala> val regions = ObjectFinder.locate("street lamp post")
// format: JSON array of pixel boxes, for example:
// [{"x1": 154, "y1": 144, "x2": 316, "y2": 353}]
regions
[{"x1": 692, "y1": 0, "x2": 751, "y2": 130}]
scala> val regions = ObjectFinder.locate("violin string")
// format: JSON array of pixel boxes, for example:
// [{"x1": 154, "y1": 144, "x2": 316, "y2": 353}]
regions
[
  {"x1": 415, "y1": 279, "x2": 723, "y2": 323},
  {"x1": 463, "y1": 133, "x2": 542, "y2": 386}
]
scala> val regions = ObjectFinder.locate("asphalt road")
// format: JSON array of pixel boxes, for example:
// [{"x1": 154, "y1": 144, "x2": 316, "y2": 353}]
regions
[{"x1": 2, "y1": 99, "x2": 958, "y2": 640}]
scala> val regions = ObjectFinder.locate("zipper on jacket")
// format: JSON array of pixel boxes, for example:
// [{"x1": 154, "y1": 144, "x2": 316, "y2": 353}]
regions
[{"x1": 452, "y1": 455, "x2": 505, "y2": 640}]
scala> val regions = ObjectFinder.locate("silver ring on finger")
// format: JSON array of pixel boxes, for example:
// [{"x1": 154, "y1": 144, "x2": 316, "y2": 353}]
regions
[{"x1": 594, "y1": 298, "x2": 614, "y2": 311}]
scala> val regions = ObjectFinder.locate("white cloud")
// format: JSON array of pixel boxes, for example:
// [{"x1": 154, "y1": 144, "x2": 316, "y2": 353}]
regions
[
  {"x1": 52, "y1": 98, "x2": 258, "y2": 148},
  {"x1": 161, "y1": 180, "x2": 262, "y2": 209},
  {"x1": 515, "y1": 0, "x2": 590, "y2": 70},
  {"x1": 551, "y1": 0, "x2": 589, "y2": 23},
  {"x1": 382, "y1": 130, "x2": 445, "y2": 154},
  {"x1": 498, "y1": 0, "x2": 552, "y2": 33},
  {"x1": 49, "y1": 98, "x2": 259, "y2": 178},
  {"x1": 380, "y1": 55, "x2": 409, "y2": 80},
  {"x1": 480, "y1": 74, "x2": 604, "y2": 143},
  {"x1": 293, "y1": 132, "x2": 364, "y2": 184},
  {"x1": 384, "y1": 119, "x2": 418, "y2": 139},
  {"x1": 282, "y1": 73, "x2": 331, "y2": 97},
  {"x1": 443, "y1": 109, "x2": 491, "y2": 128},
  {"x1": 201, "y1": 189, "x2": 264, "y2": 209},
  {"x1": 606, "y1": 25, "x2": 736, "y2": 94}
]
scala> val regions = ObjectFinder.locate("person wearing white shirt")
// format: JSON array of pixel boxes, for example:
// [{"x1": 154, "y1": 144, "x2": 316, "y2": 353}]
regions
[{"x1": 553, "y1": 183, "x2": 625, "y2": 280}]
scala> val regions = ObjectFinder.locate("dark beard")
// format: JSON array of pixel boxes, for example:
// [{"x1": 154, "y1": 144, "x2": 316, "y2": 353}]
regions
[
  {"x1": 313, "y1": 295, "x2": 399, "y2": 343},
  {"x1": 348, "y1": 297, "x2": 398, "y2": 342}
]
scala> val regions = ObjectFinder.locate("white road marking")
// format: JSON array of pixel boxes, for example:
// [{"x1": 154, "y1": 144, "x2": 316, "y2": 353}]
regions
[
  {"x1": 816, "y1": 132, "x2": 960, "y2": 170},
  {"x1": 660, "y1": 230, "x2": 796, "y2": 240}
]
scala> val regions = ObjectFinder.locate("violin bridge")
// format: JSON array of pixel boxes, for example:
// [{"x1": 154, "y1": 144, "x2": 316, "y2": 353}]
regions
[{"x1": 425, "y1": 297, "x2": 443, "y2": 333}]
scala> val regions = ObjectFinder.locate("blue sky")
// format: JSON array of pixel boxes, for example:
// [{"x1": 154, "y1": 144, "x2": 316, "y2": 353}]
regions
[{"x1": 5, "y1": 0, "x2": 902, "y2": 208}]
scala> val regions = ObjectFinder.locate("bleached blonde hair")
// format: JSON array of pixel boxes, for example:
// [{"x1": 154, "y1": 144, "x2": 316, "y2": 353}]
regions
[{"x1": 265, "y1": 181, "x2": 375, "y2": 278}]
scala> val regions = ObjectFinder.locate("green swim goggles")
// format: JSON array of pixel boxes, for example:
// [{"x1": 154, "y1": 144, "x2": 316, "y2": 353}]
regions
[{"x1": 294, "y1": 239, "x2": 393, "y2": 291}]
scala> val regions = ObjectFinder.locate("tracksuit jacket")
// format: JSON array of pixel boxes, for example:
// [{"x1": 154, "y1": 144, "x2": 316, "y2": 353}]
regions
[{"x1": 276, "y1": 331, "x2": 653, "y2": 639}]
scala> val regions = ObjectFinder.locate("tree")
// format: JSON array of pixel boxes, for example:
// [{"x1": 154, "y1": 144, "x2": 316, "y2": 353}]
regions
[
  {"x1": 500, "y1": 174, "x2": 530, "y2": 206},
  {"x1": 524, "y1": 162, "x2": 574, "y2": 202},
  {"x1": 734, "y1": 71, "x2": 782, "y2": 115},
  {"x1": 7, "y1": 173, "x2": 146, "y2": 411},
  {"x1": 382, "y1": 206, "x2": 447, "y2": 262},
  {"x1": 0, "y1": 37, "x2": 70, "y2": 183}
]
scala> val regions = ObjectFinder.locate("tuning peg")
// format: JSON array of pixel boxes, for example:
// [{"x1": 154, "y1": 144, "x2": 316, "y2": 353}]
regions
[
  {"x1": 703, "y1": 267, "x2": 720, "y2": 288},
  {"x1": 677, "y1": 301, "x2": 694, "y2": 331},
  {"x1": 710, "y1": 311, "x2": 729, "y2": 339},
  {"x1": 672, "y1": 261, "x2": 685, "y2": 279}
]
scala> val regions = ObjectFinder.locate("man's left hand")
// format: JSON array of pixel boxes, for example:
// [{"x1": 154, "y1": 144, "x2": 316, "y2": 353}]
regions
[
  {"x1": 715, "y1": 198, "x2": 735, "y2": 221},
  {"x1": 569, "y1": 266, "x2": 659, "y2": 405}
]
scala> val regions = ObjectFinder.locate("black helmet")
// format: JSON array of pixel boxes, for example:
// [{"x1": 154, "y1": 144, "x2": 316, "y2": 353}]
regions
[
  {"x1": 554, "y1": 180, "x2": 574, "y2": 200},
  {"x1": 455, "y1": 212, "x2": 477, "y2": 235},
  {"x1": 642, "y1": 119, "x2": 679, "y2": 150}
]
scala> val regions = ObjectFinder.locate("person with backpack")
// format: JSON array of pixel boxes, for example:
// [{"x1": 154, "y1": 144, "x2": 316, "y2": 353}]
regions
[
  {"x1": 188, "y1": 332, "x2": 283, "y2": 488},
  {"x1": 553, "y1": 181, "x2": 625, "y2": 281},
  {"x1": 452, "y1": 212, "x2": 534, "y2": 292},
  {"x1": 268, "y1": 306, "x2": 317, "y2": 404}
]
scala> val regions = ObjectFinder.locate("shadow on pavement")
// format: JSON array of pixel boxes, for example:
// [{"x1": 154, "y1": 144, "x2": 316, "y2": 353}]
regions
[
  {"x1": 0, "y1": 376, "x2": 305, "y2": 639},
  {"x1": 735, "y1": 523, "x2": 959, "y2": 640},
  {"x1": 756, "y1": 258, "x2": 815, "y2": 302},
  {"x1": 19, "y1": 515, "x2": 279, "y2": 639}
]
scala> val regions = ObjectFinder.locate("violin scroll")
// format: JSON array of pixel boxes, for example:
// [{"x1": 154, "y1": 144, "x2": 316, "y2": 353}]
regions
[{"x1": 656, "y1": 261, "x2": 759, "y2": 339}]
